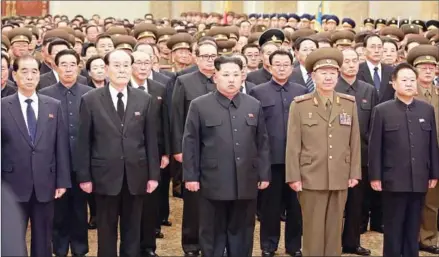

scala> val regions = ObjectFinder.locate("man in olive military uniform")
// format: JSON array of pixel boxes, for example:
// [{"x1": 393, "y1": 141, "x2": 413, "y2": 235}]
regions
[
  {"x1": 166, "y1": 33, "x2": 194, "y2": 73},
  {"x1": 368, "y1": 63, "x2": 439, "y2": 257},
  {"x1": 216, "y1": 40, "x2": 236, "y2": 56},
  {"x1": 7, "y1": 27, "x2": 33, "y2": 83},
  {"x1": 157, "y1": 27, "x2": 176, "y2": 71},
  {"x1": 112, "y1": 35, "x2": 137, "y2": 53},
  {"x1": 407, "y1": 45, "x2": 439, "y2": 255},
  {"x1": 331, "y1": 30, "x2": 355, "y2": 51},
  {"x1": 286, "y1": 48, "x2": 361, "y2": 256},
  {"x1": 336, "y1": 48, "x2": 378, "y2": 256},
  {"x1": 133, "y1": 23, "x2": 158, "y2": 44}
]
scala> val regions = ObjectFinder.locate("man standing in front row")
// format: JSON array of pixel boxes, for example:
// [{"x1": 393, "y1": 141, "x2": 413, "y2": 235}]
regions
[
  {"x1": 75, "y1": 49, "x2": 160, "y2": 257},
  {"x1": 183, "y1": 56, "x2": 271, "y2": 257},
  {"x1": 368, "y1": 63, "x2": 439, "y2": 257},
  {"x1": 1, "y1": 55, "x2": 71, "y2": 257},
  {"x1": 286, "y1": 48, "x2": 361, "y2": 256}
]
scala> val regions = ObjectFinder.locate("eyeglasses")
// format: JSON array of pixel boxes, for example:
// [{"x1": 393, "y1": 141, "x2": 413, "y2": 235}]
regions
[
  {"x1": 245, "y1": 54, "x2": 259, "y2": 59},
  {"x1": 134, "y1": 61, "x2": 151, "y2": 67},
  {"x1": 272, "y1": 64, "x2": 291, "y2": 70},
  {"x1": 198, "y1": 54, "x2": 217, "y2": 61},
  {"x1": 418, "y1": 67, "x2": 435, "y2": 72}
]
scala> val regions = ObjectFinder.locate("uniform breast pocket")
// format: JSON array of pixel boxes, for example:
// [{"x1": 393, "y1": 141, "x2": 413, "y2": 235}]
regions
[
  {"x1": 360, "y1": 101, "x2": 371, "y2": 111},
  {"x1": 420, "y1": 122, "x2": 432, "y2": 132},
  {"x1": 261, "y1": 101, "x2": 276, "y2": 117},
  {"x1": 302, "y1": 119, "x2": 318, "y2": 127},
  {"x1": 245, "y1": 116, "x2": 258, "y2": 127},
  {"x1": 384, "y1": 124, "x2": 399, "y2": 132},
  {"x1": 205, "y1": 119, "x2": 222, "y2": 128}
]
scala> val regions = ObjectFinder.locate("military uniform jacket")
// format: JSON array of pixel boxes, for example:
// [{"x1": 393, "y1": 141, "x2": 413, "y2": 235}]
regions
[
  {"x1": 368, "y1": 98, "x2": 439, "y2": 193},
  {"x1": 335, "y1": 77, "x2": 379, "y2": 167},
  {"x1": 183, "y1": 91, "x2": 270, "y2": 200},
  {"x1": 415, "y1": 84, "x2": 439, "y2": 144},
  {"x1": 171, "y1": 70, "x2": 216, "y2": 154},
  {"x1": 285, "y1": 91, "x2": 362, "y2": 190}
]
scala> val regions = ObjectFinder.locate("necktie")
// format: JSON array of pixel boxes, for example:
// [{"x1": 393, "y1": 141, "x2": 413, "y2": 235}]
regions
[
  {"x1": 138, "y1": 86, "x2": 145, "y2": 91},
  {"x1": 373, "y1": 67, "x2": 381, "y2": 91},
  {"x1": 425, "y1": 89, "x2": 432, "y2": 103},
  {"x1": 325, "y1": 99, "x2": 332, "y2": 117},
  {"x1": 25, "y1": 99, "x2": 37, "y2": 143},
  {"x1": 117, "y1": 92, "x2": 125, "y2": 121},
  {"x1": 305, "y1": 74, "x2": 315, "y2": 93}
]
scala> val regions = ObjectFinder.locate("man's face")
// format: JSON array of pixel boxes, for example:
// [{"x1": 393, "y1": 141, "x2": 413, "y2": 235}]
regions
[
  {"x1": 88, "y1": 58, "x2": 106, "y2": 82},
  {"x1": 382, "y1": 42, "x2": 398, "y2": 65},
  {"x1": 196, "y1": 44, "x2": 217, "y2": 71},
  {"x1": 29, "y1": 35, "x2": 37, "y2": 51},
  {"x1": 355, "y1": 46, "x2": 366, "y2": 63},
  {"x1": 157, "y1": 41, "x2": 171, "y2": 55},
  {"x1": 55, "y1": 54, "x2": 79, "y2": 85},
  {"x1": 393, "y1": 68, "x2": 417, "y2": 97},
  {"x1": 214, "y1": 62, "x2": 242, "y2": 95},
  {"x1": 13, "y1": 58, "x2": 40, "y2": 92},
  {"x1": 106, "y1": 50, "x2": 132, "y2": 86},
  {"x1": 12, "y1": 41, "x2": 30, "y2": 57},
  {"x1": 239, "y1": 22, "x2": 250, "y2": 37},
  {"x1": 1, "y1": 58, "x2": 8, "y2": 86},
  {"x1": 234, "y1": 55, "x2": 248, "y2": 82},
  {"x1": 85, "y1": 46, "x2": 97, "y2": 60},
  {"x1": 243, "y1": 47, "x2": 260, "y2": 69},
  {"x1": 269, "y1": 54, "x2": 293, "y2": 81},
  {"x1": 341, "y1": 49, "x2": 359, "y2": 78},
  {"x1": 132, "y1": 51, "x2": 152, "y2": 81},
  {"x1": 86, "y1": 26, "x2": 99, "y2": 43},
  {"x1": 416, "y1": 63, "x2": 436, "y2": 85},
  {"x1": 279, "y1": 19, "x2": 287, "y2": 28},
  {"x1": 96, "y1": 38, "x2": 114, "y2": 57},
  {"x1": 295, "y1": 40, "x2": 317, "y2": 65},
  {"x1": 173, "y1": 48, "x2": 192, "y2": 65},
  {"x1": 365, "y1": 36, "x2": 383, "y2": 63},
  {"x1": 236, "y1": 37, "x2": 248, "y2": 52},
  {"x1": 406, "y1": 42, "x2": 420, "y2": 53},
  {"x1": 262, "y1": 44, "x2": 279, "y2": 66},
  {"x1": 326, "y1": 21, "x2": 337, "y2": 31},
  {"x1": 73, "y1": 42, "x2": 82, "y2": 55},
  {"x1": 50, "y1": 44, "x2": 69, "y2": 65},
  {"x1": 312, "y1": 67, "x2": 339, "y2": 92}
]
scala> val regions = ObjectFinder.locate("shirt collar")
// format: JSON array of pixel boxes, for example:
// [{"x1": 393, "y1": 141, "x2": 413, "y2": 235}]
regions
[
  {"x1": 108, "y1": 84, "x2": 128, "y2": 98},
  {"x1": 197, "y1": 70, "x2": 214, "y2": 84},
  {"x1": 56, "y1": 82, "x2": 78, "y2": 95},
  {"x1": 299, "y1": 64, "x2": 308, "y2": 78},
  {"x1": 148, "y1": 72, "x2": 153, "y2": 80},
  {"x1": 18, "y1": 91, "x2": 38, "y2": 104},
  {"x1": 131, "y1": 78, "x2": 148, "y2": 89},
  {"x1": 366, "y1": 60, "x2": 381, "y2": 72},
  {"x1": 270, "y1": 78, "x2": 290, "y2": 92},
  {"x1": 338, "y1": 76, "x2": 358, "y2": 92},
  {"x1": 53, "y1": 70, "x2": 59, "y2": 82},
  {"x1": 395, "y1": 96, "x2": 415, "y2": 110},
  {"x1": 215, "y1": 90, "x2": 241, "y2": 109}
]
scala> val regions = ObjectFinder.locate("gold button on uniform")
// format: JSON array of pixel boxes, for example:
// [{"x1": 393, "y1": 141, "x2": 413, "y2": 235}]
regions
[
  {"x1": 329, "y1": 134, "x2": 332, "y2": 138},
  {"x1": 329, "y1": 145, "x2": 333, "y2": 149},
  {"x1": 329, "y1": 156, "x2": 333, "y2": 159}
]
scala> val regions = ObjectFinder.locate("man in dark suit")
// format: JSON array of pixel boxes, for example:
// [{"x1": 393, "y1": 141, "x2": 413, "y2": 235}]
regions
[
  {"x1": 368, "y1": 63, "x2": 439, "y2": 257},
  {"x1": 1, "y1": 55, "x2": 71, "y2": 257},
  {"x1": 1, "y1": 53, "x2": 16, "y2": 98},
  {"x1": 130, "y1": 50, "x2": 171, "y2": 257},
  {"x1": 232, "y1": 53, "x2": 257, "y2": 94},
  {"x1": 183, "y1": 55, "x2": 271, "y2": 257},
  {"x1": 75, "y1": 50, "x2": 160, "y2": 257},
  {"x1": 37, "y1": 38, "x2": 87, "y2": 90},
  {"x1": 357, "y1": 34, "x2": 394, "y2": 104},
  {"x1": 171, "y1": 41, "x2": 218, "y2": 257},
  {"x1": 335, "y1": 48, "x2": 378, "y2": 256},
  {"x1": 357, "y1": 35, "x2": 394, "y2": 233},
  {"x1": 39, "y1": 49, "x2": 92, "y2": 257},
  {"x1": 289, "y1": 37, "x2": 319, "y2": 92},
  {"x1": 249, "y1": 50, "x2": 306, "y2": 257}
]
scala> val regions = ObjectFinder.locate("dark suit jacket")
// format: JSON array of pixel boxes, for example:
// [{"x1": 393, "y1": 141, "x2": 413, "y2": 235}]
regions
[
  {"x1": 37, "y1": 71, "x2": 88, "y2": 90},
  {"x1": 128, "y1": 79, "x2": 170, "y2": 156},
  {"x1": 288, "y1": 66, "x2": 306, "y2": 86},
  {"x1": 368, "y1": 99, "x2": 439, "y2": 192},
  {"x1": 1, "y1": 81, "x2": 17, "y2": 98},
  {"x1": 177, "y1": 65, "x2": 199, "y2": 76},
  {"x1": 80, "y1": 68, "x2": 89, "y2": 79},
  {"x1": 171, "y1": 70, "x2": 216, "y2": 154},
  {"x1": 249, "y1": 80, "x2": 307, "y2": 164},
  {"x1": 246, "y1": 67, "x2": 272, "y2": 86},
  {"x1": 183, "y1": 91, "x2": 270, "y2": 200},
  {"x1": 244, "y1": 81, "x2": 257, "y2": 93},
  {"x1": 1, "y1": 93, "x2": 71, "y2": 202},
  {"x1": 357, "y1": 62, "x2": 394, "y2": 103},
  {"x1": 159, "y1": 69, "x2": 175, "y2": 78},
  {"x1": 75, "y1": 86, "x2": 160, "y2": 196},
  {"x1": 335, "y1": 77, "x2": 378, "y2": 168},
  {"x1": 152, "y1": 70, "x2": 170, "y2": 86},
  {"x1": 39, "y1": 61, "x2": 52, "y2": 75}
]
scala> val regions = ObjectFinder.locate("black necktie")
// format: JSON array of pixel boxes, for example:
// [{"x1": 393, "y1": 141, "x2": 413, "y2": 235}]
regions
[
  {"x1": 138, "y1": 86, "x2": 145, "y2": 91},
  {"x1": 373, "y1": 67, "x2": 381, "y2": 91},
  {"x1": 25, "y1": 99, "x2": 37, "y2": 143},
  {"x1": 117, "y1": 92, "x2": 125, "y2": 121}
]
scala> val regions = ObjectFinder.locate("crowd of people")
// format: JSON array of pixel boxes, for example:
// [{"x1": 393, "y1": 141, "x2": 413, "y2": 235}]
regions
[{"x1": 1, "y1": 9, "x2": 439, "y2": 257}]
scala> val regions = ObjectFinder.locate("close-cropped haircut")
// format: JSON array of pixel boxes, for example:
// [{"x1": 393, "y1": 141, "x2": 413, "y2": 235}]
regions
[
  {"x1": 214, "y1": 55, "x2": 243, "y2": 71},
  {"x1": 391, "y1": 62, "x2": 418, "y2": 81},
  {"x1": 293, "y1": 37, "x2": 318, "y2": 51},
  {"x1": 195, "y1": 42, "x2": 218, "y2": 56},
  {"x1": 241, "y1": 44, "x2": 260, "y2": 54},
  {"x1": 269, "y1": 50, "x2": 294, "y2": 65},
  {"x1": 12, "y1": 55, "x2": 39, "y2": 72},
  {"x1": 85, "y1": 55, "x2": 104, "y2": 71},
  {"x1": 48, "y1": 39, "x2": 71, "y2": 55},
  {"x1": 103, "y1": 49, "x2": 134, "y2": 66},
  {"x1": 54, "y1": 49, "x2": 80, "y2": 66},
  {"x1": 363, "y1": 34, "x2": 383, "y2": 48}
]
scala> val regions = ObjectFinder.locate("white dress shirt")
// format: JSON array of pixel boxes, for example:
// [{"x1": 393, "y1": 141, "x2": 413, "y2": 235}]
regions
[
  {"x1": 53, "y1": 70, "x2": 60, "y2": 83},
  {"x1": 300, "y1": 65, "x2": 309, "y2": 82},
  {"x1": 148, "y1": 72, "x2": 153, "y2": 80},
  {"x1": 108, "y1": 84, "x2": 128, "y2": 111},
  {"x1": 366, "y1": 60, "x2": 382, "y2": 81},
  {"x1": 18, "y1": 91, "x2": 39, "y2": 130},
  {"x1": 131, "y1": 78, "x2": 148, "y2": 93},
  {"x1": 241, "y1": 82, "x2": 247, "y2": 94}
]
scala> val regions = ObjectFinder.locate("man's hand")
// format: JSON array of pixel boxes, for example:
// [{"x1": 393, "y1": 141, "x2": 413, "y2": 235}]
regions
[
  {"x1": 160, "y1": 155, "x2": 170, "y2": 169},
  {"x1": 258, "y1": 181, "x2": 269, "y2": 190},
  {"x1": 370, "y1": 180, "x2": 382, "y2": 191},
  {"x1": 289, "y1": 181, "x2": 302, "y2": 192},
  {"x1": 429, "y1": 179, "x2": 438, "y2": 189},
  {"x1": 185, "y1": 182, "x2": 200, "y2": 192},
  {"x1": 348, "y1": 179, "x2": 359, "y2": 188},
  {"x1": 54, "y1": 188, "x2": 66, "y2": 199},
  {"x1": 174, "y1": 153, "x2": 183, "y2": 163},
  {"x1": 146, "y1": 180, "x2": 159, "y2": 193},
  {"x1": 80, "y1": 182, "x2": 93, "y2": 193}
]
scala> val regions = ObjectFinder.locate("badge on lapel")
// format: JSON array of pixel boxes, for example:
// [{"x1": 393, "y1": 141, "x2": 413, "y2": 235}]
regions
[
  {"x1": 248, "y1": 113, "x2": 254, "y2": 118},
  {"x1": 419, "y1": 118, "x2": 425, "y2": 123},
  {"x1": 157, "y1": 96, "x2": 162, "y2": 100},
  {"x1": 339, "y1": 111, "x2": 352, "y2": 126},
  {"x1": 135, "y1": 111, "x2": 141, "y2": 116},
  {"x1": 49, "y1": 113, "x2": 54, "y2": 118}
]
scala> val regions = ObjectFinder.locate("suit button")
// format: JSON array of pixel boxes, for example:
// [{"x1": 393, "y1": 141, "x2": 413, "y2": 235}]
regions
[
  {"x1": 236, "y1": 142, "x2": 239, "y2": 145},
  {"x1": 412, "y1": 158, "x2": 415, "y2": 161},
  {"x1": 69, "y1": 112, "x2": 73, "y2": 116},
  {"x1": 32, "y1": 151, "x2": 35, "y2": 155},
  {"x1": 234, "y1": 129, "x2": 237, "y2": 132},
  {"x1": 236, "y1": 157, "x2": 240, "y2": 160},
  {"x1": 408, "y1": 120, "x2": 411, "y2": 123},
  {"x1": 120, "y1": 156, "x2": 124, "y2": 160},
  {"x1": 232, "y1": 116, "x2": 236, "y2": 119},
  {"x1": 329, "y1": 124, "x2": 332, "y2": 127},
  {"x1": 329, "y1": 145, "x2": 333, "y2": 149},
  {"x1": 329, "y1": 134, "x2": 332, "y2": 138},
  {"x1": 329, "y1": 156, "x2": 333, "y2": 160},
  {"x1": 412, "y1": 145, "x2": 414, "y2": 148}
]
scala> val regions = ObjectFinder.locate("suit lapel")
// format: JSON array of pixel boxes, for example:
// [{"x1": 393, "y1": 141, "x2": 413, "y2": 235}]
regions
[
  {"x1": 100, "y1": 86, "x2": 123, "y2": 133},
  {"x1": 34, "y1": 96, "x2": 49, "y2": 146},
  {"x1": 8, "y1": 95, "x2": 33, "y2": 148},
  {"x1": 48, "y1": 72, "x2": 57, "y2": 85},
  {"x1": 360, "y1": 64, "x2": 374, "y2": 85},
  {"x1": 122, "y1": 87, "x2": 139, "y2": 135}
]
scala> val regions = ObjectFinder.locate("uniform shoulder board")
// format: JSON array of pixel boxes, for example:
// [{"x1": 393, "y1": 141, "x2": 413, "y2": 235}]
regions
[
  {"x1": 294, "y1": 93, "x2": 313, "y2": 103},
  {"x1": 337, "y1": 93, "x2": 356, "y2": 102}
]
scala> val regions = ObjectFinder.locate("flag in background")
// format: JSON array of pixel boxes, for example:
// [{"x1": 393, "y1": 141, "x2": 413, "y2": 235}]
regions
[
  {"x1": 222, "y1": 1, "x2": 230, "y2": 25},
  {"x1": 316, "y1": 1, "x2": 324, "y2": 31}
]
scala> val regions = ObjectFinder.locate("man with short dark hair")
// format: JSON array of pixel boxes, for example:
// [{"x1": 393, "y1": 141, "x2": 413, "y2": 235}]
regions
[
  {"x1": 39, "y1": 49, "x2": 91, "y2": 257},
  {"x1": 183, "y1": 55, "x2": 270, "y2": 257},
  {"x1": 369, "y1": 63, "x2": 439, "y2": 257},
  {"x1": 1, "y1": 53, "x2": 16, "y2": 98},
  {"x1": 289, "y1": 37, "x2": 318, "y2": 91},
  {"x1": 242, "y1": 44, "x2": 261, "y2": 73},
  {"x1": 250, "y1": 50, "x2": 306, "y2": 257}
]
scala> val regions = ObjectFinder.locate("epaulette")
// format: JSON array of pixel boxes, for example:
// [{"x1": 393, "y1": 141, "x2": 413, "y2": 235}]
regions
[
  {"x1": 337, "y1": 93, "x2": 356, "y2": 102},
  {"x1": 294, "y1": 93, "x2": 313, "y2": 103}
]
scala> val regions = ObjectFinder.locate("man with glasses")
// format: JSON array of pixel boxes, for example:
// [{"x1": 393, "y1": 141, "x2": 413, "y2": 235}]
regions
[
  {"x1": 242, "y1": 44, "x2": 261, "y2": 73},
  {"x1": 407, "y1": 45, "x2": 439, "y2": 255},
  {"x1": 249, "y1": 50, "x2": 307, "y2": 257},
  {"x1": 231, "y1": 53, "x2": 257, "y2": 94},
  {"x1": 171, "y1": 41, "x2": 218, "y2": 257}
]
